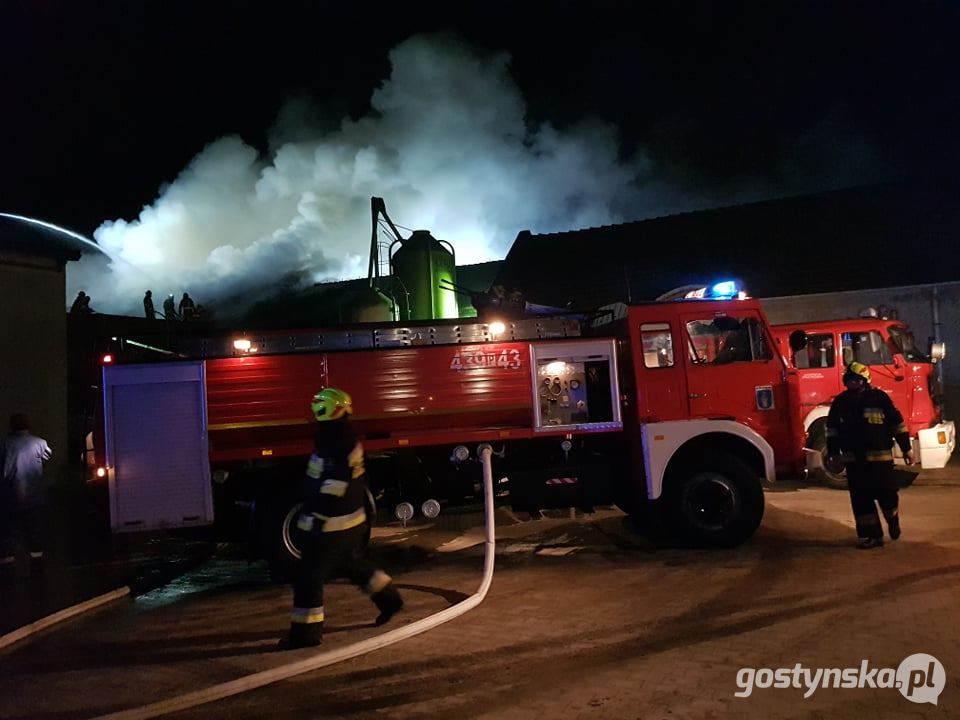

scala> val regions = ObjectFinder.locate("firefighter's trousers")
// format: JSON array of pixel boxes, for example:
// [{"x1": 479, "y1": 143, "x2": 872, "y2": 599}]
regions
[
  {"x1": 289, "y1": 522, "x2": 393, "y2": 644},
  {"x1": 846, "y1": 461, "x2": 899, "y2": 540}
]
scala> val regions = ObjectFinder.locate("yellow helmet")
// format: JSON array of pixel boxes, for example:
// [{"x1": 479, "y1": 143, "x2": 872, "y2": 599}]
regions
[
  {"x1": 310, "y1": 387, "x2": 353, "y2": 422},
  {"x1": 844, "y1": 361, "x2": 871, "y2": 384}
]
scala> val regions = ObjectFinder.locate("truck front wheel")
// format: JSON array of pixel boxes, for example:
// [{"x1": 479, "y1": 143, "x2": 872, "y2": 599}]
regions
[
  {"x1": 665, "y1": 452, "x2": 764, "y2": 547},
  {"x1": 808, "y1": 425, "x2": 848, "y2": 490}
]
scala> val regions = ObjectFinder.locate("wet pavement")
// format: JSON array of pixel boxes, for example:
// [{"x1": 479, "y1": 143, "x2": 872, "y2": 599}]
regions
[
  {"x1": 2, "y1": 479, "x2": 960, "y2": 720},
  {"x1": 2, "y1": 461, "x2": 959, "y2": 719},
  {"x1": 0, "y1": 489, "x2": 215, "y2": 637}
]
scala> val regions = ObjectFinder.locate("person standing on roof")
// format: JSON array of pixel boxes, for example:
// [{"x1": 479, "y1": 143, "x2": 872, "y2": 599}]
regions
[
  {"x1": 278, "y1": 387, "x2": 403, "y2": 650},
  {"x1": 69, "y1": 291, "x2": 92, "y2": 315},
  {"x1": 825, "y1": 362, "x2": 914, "y2": 549},
  {"x1": 179, "y1": 292, "x2": 196, "y2": 321},
  {"x1": 162, "y1": 294, "x2": 177, "y2": 320},
  {"x1": 143, "y1": 290, "x2": 156, "y2": 319}
]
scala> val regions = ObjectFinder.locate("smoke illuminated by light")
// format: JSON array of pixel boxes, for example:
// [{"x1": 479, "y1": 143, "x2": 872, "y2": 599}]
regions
[{"x1": 67, "y1": 34, "x2": 669, "y2": 315}]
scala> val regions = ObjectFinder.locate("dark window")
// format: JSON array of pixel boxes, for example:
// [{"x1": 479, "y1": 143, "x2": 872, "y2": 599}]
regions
[
  {"x1": 841, "y1": 330, "x2": 893, "y2": 366},
  {"x1": 640, "y1": 323, "x2": 674, "y2": 368},
  {"x1": 888, "y1": 326, "x2": 930, "y2": 362},
  {"x1": 793, "y1": 333, "x2": 835, "y2": 369},
  {"x1": 686, "y1": 316, "x2": 773, "y2": 365}
]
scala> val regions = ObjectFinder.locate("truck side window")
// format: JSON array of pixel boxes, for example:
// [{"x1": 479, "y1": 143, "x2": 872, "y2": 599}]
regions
[
  {"x1": 686, "y1": 317, "x2": 772, "y2": 364},
  {"x1": 841, "y1": 330, "x2": 893, "y2": 366},
  {"x1": 640, "y1": 323, "x2": 674, "y2": 368},
  {"x1": 793, "y1": 333, "x2": 835, "y2": 369}
]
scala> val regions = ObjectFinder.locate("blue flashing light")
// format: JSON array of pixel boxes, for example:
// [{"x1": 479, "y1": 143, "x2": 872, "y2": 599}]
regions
[{"x1": 710, "y1": 280, "x2": 738, "y2": 298}]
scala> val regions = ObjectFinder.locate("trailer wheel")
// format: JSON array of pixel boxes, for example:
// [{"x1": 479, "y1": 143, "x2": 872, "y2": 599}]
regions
[
  {"x1": 808, "y1": 424, "x2": 848, "y2": 490},
  {"x1": 665, "y1": 451, "x2": 764, "y2": 547}
]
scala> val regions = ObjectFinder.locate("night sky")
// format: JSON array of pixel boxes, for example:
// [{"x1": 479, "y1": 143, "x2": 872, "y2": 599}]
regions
[{"x1": 3, "y1": 1, "x2": 959, "y2": 312}]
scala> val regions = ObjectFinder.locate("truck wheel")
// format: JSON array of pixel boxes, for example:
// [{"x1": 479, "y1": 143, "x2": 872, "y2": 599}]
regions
[
  {"x1": 665, "y1": 452, "x2": 764, "y2": 547},
  {"x1": 808, "y1": 426, "x2": 848, "y2": 490},
  {"x1": 265, "y1": 499, "x2": 303, "y2": 583}
]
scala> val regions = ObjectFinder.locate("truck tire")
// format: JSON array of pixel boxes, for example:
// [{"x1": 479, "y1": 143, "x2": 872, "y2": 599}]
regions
[
  {"x1": 664, "y1": 451, "x2": 764, "y2": 547},
  {"x1": 266, "y1": 490, "x2": 377, "y2": 583},
  {"x1": 808, "y1": 425, "x2": 848, "y2": 490},
  {"x1": 265, "y1": 499, "x2": 303, "y2": 583}
]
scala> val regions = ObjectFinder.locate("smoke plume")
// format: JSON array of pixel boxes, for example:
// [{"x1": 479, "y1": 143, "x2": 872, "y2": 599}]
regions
[
  {"x1": 67, "y1": 35, "x2": 666, "y2": 315},
  {"x1": 67, "y1": 33, "x2": 884, "y2": 316}
]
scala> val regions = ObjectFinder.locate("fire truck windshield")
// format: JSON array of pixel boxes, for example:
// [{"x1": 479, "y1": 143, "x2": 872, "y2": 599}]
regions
[{"x1": 889, "y1": 326, "x2": 930, "y2": 363}]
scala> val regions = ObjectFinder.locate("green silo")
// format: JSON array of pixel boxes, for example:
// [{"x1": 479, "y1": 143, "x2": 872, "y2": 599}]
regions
[{"x1": 389, "y1": 230, "x2": 459, "y2": 321}]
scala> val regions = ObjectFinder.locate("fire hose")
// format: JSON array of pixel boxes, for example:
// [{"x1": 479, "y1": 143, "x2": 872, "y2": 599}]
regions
[{"x1": 92, "y1": 444, "x2": 498, "y2": 720}]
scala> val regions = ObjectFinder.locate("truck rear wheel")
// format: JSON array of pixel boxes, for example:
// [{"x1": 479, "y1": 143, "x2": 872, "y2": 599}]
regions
[
  {"x1": 265, "y1": 499, "x2": 303, "y2": 583},
  {"x1": 265, "y1": 490, "x2": 377, "y2": 583},
  {"x1": 665, "y1": 452, "x2": 764, "y2": 547}
]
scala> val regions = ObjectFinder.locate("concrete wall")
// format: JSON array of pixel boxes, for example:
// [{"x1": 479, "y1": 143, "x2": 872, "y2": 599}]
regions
[
  {"x1": 0, "y1": 256, "x2": 70, "y2": 489},
  {"x1": 762, "y1": 282, "x2": 960, "y2": 420}
]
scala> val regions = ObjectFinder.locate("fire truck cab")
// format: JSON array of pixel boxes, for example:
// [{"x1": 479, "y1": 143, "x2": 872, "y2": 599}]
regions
[{"x1": 772, "y1": 316, "x2": 955, "y2": 487}]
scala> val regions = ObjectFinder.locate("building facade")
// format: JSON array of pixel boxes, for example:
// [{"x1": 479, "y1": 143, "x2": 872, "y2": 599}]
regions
[{"x1": 0, "y1": 221, "x2": 82, "y2": 489}]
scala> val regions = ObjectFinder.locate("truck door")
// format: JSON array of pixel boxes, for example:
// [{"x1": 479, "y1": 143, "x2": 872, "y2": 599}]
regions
[
  {"x1": 682, "y1": 309, "x2": 792, "y2": 459},
  {"x1": 102, "y1": 362, "x2": 213, "y2": 532},
  {"x1": 788, "y1": 330, "x2": 841, "y2": 409}
]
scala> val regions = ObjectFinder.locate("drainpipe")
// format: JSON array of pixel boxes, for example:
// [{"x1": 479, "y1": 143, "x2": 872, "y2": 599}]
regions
[{"x1": 932, "y1": 285, "x2": 946, "y2": 419}]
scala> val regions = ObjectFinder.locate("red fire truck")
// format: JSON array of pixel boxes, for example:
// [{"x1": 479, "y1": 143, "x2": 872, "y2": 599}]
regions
[
  {"x1": 772, "y1": 316, "x2": 954, "y2": 488},
  {"x1": 92, "y1": 286, "x2": 808, "y2": 576}
]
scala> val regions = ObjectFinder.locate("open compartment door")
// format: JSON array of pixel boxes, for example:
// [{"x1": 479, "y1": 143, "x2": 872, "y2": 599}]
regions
[{"x1": 530, "y1": 339, "x2": 622, "y2": 432}]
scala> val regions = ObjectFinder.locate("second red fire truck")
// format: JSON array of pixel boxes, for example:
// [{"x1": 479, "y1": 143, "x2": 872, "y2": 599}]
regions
[{"x1": 772, "y1": 315, "x2": 954, "y2": 488}]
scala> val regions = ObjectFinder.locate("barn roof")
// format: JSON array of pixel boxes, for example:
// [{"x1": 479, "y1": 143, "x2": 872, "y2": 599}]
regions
[{"x1": 495, "y1": 183, "x2": 960, "y2": 309}]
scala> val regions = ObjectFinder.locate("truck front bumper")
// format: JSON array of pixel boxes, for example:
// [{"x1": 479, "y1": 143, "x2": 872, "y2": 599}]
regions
[{"x1": 916, "y1": 421, "x2": 956, "y2": 469}]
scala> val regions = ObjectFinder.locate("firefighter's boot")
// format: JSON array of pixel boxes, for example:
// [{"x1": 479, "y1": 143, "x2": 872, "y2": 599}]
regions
[
  {"x1": 277, "y1": 622, "x2": 323, "y2": 651},
  {"x1": 884, "y1": 509, "x2": 901, "y2": 540},
  {"x1": 372, "y1": 584, "x2": 403, "y2": 626}
]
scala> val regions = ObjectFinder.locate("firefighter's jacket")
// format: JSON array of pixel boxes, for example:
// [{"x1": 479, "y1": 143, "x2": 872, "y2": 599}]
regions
[
  {"x1": 299, "y1": 419, "x2": 368, "y2": 534},
  {"x1": 826, "y1": 387, "x2": 911, "y2": 462}
]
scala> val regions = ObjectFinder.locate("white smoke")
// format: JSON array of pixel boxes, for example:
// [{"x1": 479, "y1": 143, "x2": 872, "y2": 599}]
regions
[{"x1": 68, "y1": 34, "x2": 662, "y2": 316}]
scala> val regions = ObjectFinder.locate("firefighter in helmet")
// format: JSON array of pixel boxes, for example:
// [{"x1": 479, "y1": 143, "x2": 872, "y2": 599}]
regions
[
  {"x1": 279, "y1": 387, "x2": 403, "y2": 650},
  {"x1": 825, "y1": 362, "x2": 914, "y2": 549}
]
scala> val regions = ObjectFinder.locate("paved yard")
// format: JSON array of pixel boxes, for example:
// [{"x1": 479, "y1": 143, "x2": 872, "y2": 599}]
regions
[{"x1": 2, "y1": 474, "x2": 959, "y2": 720}]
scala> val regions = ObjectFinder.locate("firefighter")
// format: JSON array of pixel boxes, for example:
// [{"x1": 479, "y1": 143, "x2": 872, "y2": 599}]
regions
[
  {"x1": 162, "y1": 294, "x2": 178, "y2": 320},
  {"x1": 825, "y1": 362, "x2": 914, "y2": 549},
  {"x1": 143, "y1": 290, "x2": 156, "y2": 319},
  {"x1": 0, "y1": 413, "x2": 53, "y2": 572},
  {"x1": 278, "y1": 387, "x2": 403, "y2": 650},
  {"x1": 69, "y1": 291, "x2": 92, "y2": 315},
  {"x1": 179, "y1": 292, "x2": 196, "y2": 321}
]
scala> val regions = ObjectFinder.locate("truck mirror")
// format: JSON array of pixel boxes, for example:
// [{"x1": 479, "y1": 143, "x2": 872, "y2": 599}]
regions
[{"x1": 788, "y1": 330, "x2": 808, "y2": 352}]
